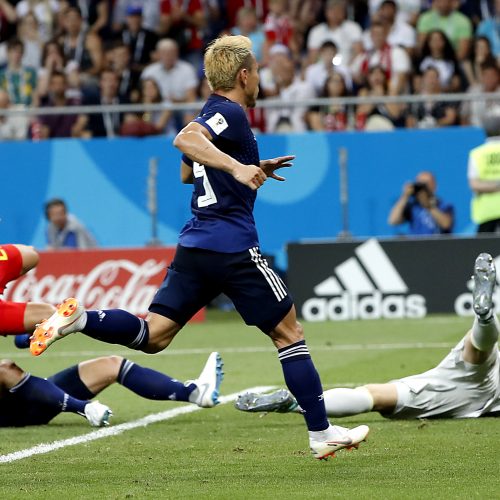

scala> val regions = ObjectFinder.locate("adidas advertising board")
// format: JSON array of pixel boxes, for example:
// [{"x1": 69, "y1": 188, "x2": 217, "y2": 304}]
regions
[{"x1": 288, "y1": 237, "x2": 500, "y2": 321}]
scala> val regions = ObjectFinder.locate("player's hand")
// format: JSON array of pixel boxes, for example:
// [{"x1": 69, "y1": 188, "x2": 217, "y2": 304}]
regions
[
  {"x1": 260, "y1": 155, "x2": 295, "y2": 181},
  {"x1": 402, "y1": 182, "x2": 414, "y2": 198},
  {"x1": 232, "y1": 163, "x2": 267, "y2": 190}
]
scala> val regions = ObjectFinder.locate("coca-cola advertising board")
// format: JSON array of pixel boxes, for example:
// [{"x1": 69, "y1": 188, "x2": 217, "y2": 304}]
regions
[{"x1": 3, "y1": 247, "x2": 205, "y2": 322}]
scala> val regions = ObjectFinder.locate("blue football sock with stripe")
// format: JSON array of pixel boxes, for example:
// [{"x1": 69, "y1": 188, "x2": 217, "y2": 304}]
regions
[
  {"x1": 82, "y1": 310, "x2": 149, "y2": 350},
  {"x1": 10, "y1": 373, "x2": 88, "y2": 415},
  {"x1": 278, "y1": 340, "x2": 329, "y2": 431},
  {"x1": 117, "y1": 359, "x2": 196, "y2": 402}
]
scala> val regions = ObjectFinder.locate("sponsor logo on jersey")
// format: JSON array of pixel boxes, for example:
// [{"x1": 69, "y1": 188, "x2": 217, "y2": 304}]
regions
[
  {"x1": 454, "y1": 254, "x2": 500, "y2": 316},
  {"x1": 302, "y1": 239, "x2": 427, "y2": 321}
]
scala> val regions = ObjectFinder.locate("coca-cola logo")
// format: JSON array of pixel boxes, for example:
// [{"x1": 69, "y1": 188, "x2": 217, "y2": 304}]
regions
[{"x1": 4, "y1": 258, "x2": 167, "y2": 316}]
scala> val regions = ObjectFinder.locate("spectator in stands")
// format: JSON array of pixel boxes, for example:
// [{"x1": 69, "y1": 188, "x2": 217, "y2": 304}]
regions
[
  {"x1": 231, "y1": 7, "x2": 265, "y2": 65},
  {"x1": 38, "y1": 70, "x2": 79, "y2": 138},
  {"x1": 364, "y1": 0, "x2": 417, "y2": 55},
  {"x1": 265, "y1": 54, "x2": 315, "y2": 132},
  {"x1": 461, "y1": 59, "x2": 500, "y2": 127},
  {"x1": 263, "y1": 0, "x2": 296, "y2": 62},
  {"x1": 58, "y1": 6, "x2": 103, "y2": 86},
  {"x1": 36, "y1": 40, "x2": 80, "y2": 100},
  {"x1": 116, "y1": 5, "x2": 158, "y2": 73},
  {"x1": 309, "y1": 71, "x2": 353, "y2": 131},
  {"x1": 112, "y1": 0, "x2": 161, "y2": 33},
  {"x1": 467, "y1": 109, "x2": 500, "y2": 233},
  {"x1": 45, "y1": 198, "x2": 97, "y2": 249},
  {"x1": 15, "y1": 0, "x2": 59, "y2": 42},
  {"x1": 476, "y1": 0, "x2": 500, "y2": 59},
  {"x1": 106, "y1": 42, "x2": 140, "y2": 102},
  {"x1": 0, "y1": 88, "x2": 28, "y2": 140},
  {"x1": 0, "y1": 38, "x2": 37, "y2": 106},
  {"x1": 307, "y1": 0, "x2": 363, "y2": 66},
  {"x1": 259, "y1": 43, "x2": 290, "y2": 97},
  {"x1": 60, "y1": 0, "x2": 111, "y2": 37},
  {"x1": 73, "y1": 68, "x2": 126, "y2": 138},
  {"x1": 121, "y1": 78, "x2": 171, "y2": 137},
  {"x1": 418, "y1": 29, "x2": 465, "y2": 92},
  {"x1": 407, "y1": 66, "x2": 460, "y2": 128},
  {"x1": 368, "y1": 0, "x2": 422, "y2": 26},
  {"x1": 388, "y1": 171, "x2": 454, "y2": 235},
  {"x1": 141, "y1": 38, "x2": 198, "y2": 129},
  {"x1": 417, "y1": 0, "x2": 473, "y2": 61},
  {"x1": 355, "y1": 65, "x2": 406, "y2": 130},
  {"x1": 17, "y1": 12, "x2": 42, "y2": 69},
  {"x1": 351, "y1": 21, "x2": 411, "y2": 94},
  {"x1": 0, "y1": 1, "x2": 17, "y2": 43},
  {"x1": 159, "y1": 0, "x2": 205, "y2": 67},
  {"x1": 226, "y1": 0, "x2": 268, "y2": 29},
  {"x1": 305, "y1": 41, "x2": 345, "y2": 96},
  {"x1": 462, "y1": 36, "x2": 494, "y2": 87}
]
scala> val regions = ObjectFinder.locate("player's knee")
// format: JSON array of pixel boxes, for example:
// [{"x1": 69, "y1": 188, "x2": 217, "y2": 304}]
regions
[
  {"x1": 101, "y1": 356, "x2": 124, "y2": 381},
  {"x1": 0, "y1": 359, "x2": 24, "y2": 384}
]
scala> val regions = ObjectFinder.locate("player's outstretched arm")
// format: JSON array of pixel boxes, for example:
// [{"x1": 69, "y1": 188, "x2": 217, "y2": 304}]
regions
[
  {"x1": 260, "y1": 156, "x2": 295, "y2": 181},
  {"x1": 174, "y1": 122, "x2": 267, "y2": 190}
]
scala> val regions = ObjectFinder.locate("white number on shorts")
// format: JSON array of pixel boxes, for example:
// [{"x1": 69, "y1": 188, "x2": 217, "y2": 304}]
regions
[{"x1": 193, "y1": 162, "x2": 218, "y2": 207}]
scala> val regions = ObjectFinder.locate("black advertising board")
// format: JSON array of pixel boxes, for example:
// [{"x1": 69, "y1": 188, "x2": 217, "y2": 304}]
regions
[{"x1": 287, "y1": 236, "x2": 500, "y2": 321}]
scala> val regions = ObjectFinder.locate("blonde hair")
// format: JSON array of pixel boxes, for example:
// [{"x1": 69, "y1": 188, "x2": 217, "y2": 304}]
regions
[{"x1": 204, "y1": 35, "x2": 253, "y2": 91}]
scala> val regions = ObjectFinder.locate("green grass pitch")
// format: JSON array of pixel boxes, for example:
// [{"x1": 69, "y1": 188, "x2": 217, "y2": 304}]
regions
[{"x1": 0, "y1": 311, "x2": 499, "y2": 499}]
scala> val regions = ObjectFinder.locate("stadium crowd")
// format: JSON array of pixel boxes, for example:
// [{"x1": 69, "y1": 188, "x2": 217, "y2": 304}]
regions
[{"x1": 0, "y1": 0, "x2": 499, "y2": 139}]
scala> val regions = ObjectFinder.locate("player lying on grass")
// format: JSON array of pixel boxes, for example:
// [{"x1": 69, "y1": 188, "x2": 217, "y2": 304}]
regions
[
  {"x1": 236, "y1": 253, "x2": 500, "y2": 420},
  {"x1": 0, "y1": 352, "x2": 222, "y2": 427}
]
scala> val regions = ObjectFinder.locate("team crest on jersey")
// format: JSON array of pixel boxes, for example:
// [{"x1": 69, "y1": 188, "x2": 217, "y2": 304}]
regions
[{"x1": 206, "y1": 112, "x2": 229, "y2": 135}]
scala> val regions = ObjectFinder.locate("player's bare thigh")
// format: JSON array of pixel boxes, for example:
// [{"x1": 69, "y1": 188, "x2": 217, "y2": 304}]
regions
[
  {"x1": 363, "y1": 383, "x2": 398, "y2": 413},
  {"x1": 143, "y1": 312, "x2": 182, "y2": 353},
  {"x1": 14, "y1": 244, "x2": 39, "y2": 274},
  {"x1": 268, "y1": 305, "x2": 304, "y2": 349}
]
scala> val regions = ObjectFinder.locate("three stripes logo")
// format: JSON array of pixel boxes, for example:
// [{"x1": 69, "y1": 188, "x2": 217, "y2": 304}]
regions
[{"x1": 302, "y1": 239, "x2": 427, "y2": 321}]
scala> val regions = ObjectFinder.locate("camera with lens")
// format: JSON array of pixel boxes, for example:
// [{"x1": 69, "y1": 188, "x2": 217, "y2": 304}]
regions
[{"x1": 412, "y1": 182, "x2": 429, "y2": 195}]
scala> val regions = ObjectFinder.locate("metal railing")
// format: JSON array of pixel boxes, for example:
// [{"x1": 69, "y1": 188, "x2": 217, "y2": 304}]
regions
[{"x1": 0, "y1": 91, "x2": 499, "y2": 117}]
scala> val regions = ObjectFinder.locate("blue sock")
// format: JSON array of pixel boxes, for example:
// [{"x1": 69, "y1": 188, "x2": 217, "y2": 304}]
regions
[
  {"x1": 278, "y1": 340, "x2": 329, "y2": 432},
  {"x1": 14, "y1": 333, "x2": 31, "y2": 349},
  {"x1": 117, "y1": 359, "x2": 196, "y2": 402},
  {"x1": 10, "y1": 374, "x2": 88, "y2": 415},
  {"x1": 83, "y1": 310, "x2": 149, "y2": 350}
]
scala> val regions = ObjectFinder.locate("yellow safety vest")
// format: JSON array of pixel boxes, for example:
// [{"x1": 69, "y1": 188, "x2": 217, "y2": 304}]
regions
[{"x1": 470, "y1": 142, "x2": 500, "y2": 224}]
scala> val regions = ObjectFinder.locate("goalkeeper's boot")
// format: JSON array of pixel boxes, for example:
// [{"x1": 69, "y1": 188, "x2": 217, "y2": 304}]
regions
[
  {"x1": 187, "y1": 352, "x2": 224, "y2": 408},
  {"x1": 473, "y1": 253, "x2": 496, "y2": 319},
  {"x1": 84, "y1": 401, "x2": 113, "y2": 427},
  {"x1": 310, "y1": 424, "x2": 370, "y2": 460},
  {"x1": 235, "y1": 389, "x2": 299, "y2": 413},
  {"x1": 30, "y1": 298, "x2": 84, "y2": 356}
]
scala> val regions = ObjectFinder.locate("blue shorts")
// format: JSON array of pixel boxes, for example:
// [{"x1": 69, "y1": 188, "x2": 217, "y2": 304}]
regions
[
  {"x1": 149, "y1": 245, "x2": 294, "y2": 333},
  {"x1": 0, "y1": 365, "x2": 93, "y2": 427}
]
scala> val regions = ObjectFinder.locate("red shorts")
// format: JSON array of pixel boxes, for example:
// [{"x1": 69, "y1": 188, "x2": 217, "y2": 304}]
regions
[
  {"x1": 0, "y1": 300, "x2": 26, "y2": 333},
  {"x1": 0, "y1": 245, "x2": 26, "y2": 333},
  {"x1": 0, "y1": 244, "x2": 23, "y2": 294}
]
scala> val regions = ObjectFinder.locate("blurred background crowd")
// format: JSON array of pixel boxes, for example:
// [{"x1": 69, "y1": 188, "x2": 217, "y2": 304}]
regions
[{"x1": 0, "y1": 0, "x2": 499, "y2": 139}]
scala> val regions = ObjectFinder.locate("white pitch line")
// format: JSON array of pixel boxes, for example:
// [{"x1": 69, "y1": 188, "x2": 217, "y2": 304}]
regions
[
  {"x1": 0, "y1": 385, "x2": 276, "y2": 465},
  {"x1": 0, "y1": 342, "x2": 455, "y2": 359}
]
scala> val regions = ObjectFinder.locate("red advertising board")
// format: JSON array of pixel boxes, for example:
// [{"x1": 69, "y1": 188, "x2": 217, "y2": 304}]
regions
[{"x1": 4, "y1": 247, "x2": 205, "y2": 322}]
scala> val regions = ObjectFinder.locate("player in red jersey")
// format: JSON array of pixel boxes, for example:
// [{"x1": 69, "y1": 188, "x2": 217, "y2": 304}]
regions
[{"x1": 0, "y1": 244, "x2": 55, "y2": 336}]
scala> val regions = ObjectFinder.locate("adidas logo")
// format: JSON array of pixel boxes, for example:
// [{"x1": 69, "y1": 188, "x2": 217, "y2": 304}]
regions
[
  {"x1": 302, "y1": 239, "x2": 427, "y2": 321},
  {"x1": 454, "y1": 254, "x2": 500, "y2": 316}
]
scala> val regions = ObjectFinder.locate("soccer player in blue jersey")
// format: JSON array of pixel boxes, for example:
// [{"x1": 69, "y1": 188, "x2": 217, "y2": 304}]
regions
[{"x1": 30, "y1": 35, "x2": 369, "y2": 459}]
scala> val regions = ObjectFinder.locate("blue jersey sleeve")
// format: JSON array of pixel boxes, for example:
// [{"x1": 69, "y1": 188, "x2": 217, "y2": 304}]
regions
[
  {"x1": 181, "y1": 154, "x2": 193, "y2": 167},
  {"x1": 194, "y1": 102, "x2": 246, "y2": 142}
]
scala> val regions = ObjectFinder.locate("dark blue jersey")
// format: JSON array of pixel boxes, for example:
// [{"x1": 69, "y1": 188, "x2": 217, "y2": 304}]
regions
[{"x1": 178, "y1": 94, "x2": 260, "y2": 252}]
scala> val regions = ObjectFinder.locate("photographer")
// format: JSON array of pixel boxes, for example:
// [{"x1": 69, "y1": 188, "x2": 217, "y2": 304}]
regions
[{"x1": 388, "y1": 171, "x2": 454, "y2": 235}]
